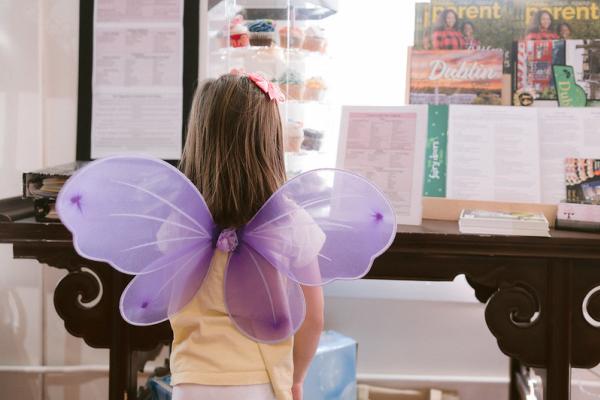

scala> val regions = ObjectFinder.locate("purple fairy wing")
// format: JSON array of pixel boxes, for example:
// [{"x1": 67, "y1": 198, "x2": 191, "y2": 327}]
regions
[
  {"x1": 243, "y1": 169, "x2": 396, "y2": 285},
  {"x1": 56, "y1": 155, "x2": 215, "y2": 274},
  {"x1": 224, "y1": 243, "x2": 306, "y2": 343},
  {"x1": 120, "y1": 241, "x2": 214, "y2": 325},
  {"x1": 56, "y1": 155, "x2": 216, "y2": 325}
]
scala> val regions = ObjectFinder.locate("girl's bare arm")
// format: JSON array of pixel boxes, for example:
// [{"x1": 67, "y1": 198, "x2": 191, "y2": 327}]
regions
[{"x1": 292, "y1": 284, "x2": 324, "y2": 399}]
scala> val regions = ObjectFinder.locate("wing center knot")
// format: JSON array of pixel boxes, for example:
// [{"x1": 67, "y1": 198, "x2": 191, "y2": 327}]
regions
[{"x1": 216, "y1": 228, "x2": 238, "y2": 253}]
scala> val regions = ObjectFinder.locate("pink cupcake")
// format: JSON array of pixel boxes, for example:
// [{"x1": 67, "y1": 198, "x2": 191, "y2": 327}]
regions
[
  {"x1": 230, "y1": 24, "x2": 249, "y2": 48},
  {"x1": 304, "y1": 77, "x2": 327, "y2": 101},
  {"x1": 302, "y1": 26, "x2": 327, "y2": 53},
  {"x1": 284, "y1": 120, "x2": 304, "y2": 152},
  {"x1": 279, "y1": 27, "x2": 304, "y2": 48}
]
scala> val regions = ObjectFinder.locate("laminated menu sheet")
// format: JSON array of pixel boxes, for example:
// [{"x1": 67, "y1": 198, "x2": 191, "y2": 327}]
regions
[
  {"x1": 337, "y1": 106, "x2": 427, "y2": 225},
  {"x1": 447, "y1": 105, "x2": 541, "y2": 203},
  {"x1": 447, "y1": 105, "x2": 600, "y2": 204},
  {"x1": 91, "y1": 0, "x2": 184, "y2": 159}
]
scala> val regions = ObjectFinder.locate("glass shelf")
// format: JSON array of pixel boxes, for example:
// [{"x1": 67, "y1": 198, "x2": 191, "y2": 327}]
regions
[
  {"x1": 206, "y1": 0, "x2": 338, "y2": 176},
  {"x1": 210, "y1": 45, "x2": 331, "y2": 59},
  {"x1": 209, "y1": 0, "x2": 338, "y2": 21}
]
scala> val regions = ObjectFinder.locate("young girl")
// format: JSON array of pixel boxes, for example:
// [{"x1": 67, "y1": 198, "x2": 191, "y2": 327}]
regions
[
  {"x1": 557, "y1": 22, "x2": 573, "y2": 40},
  {"x1": 461, "y1": 21, "x2": 480, "y2": 50},
  {"x1": 431, "y1": 9, "x2": 465, "y2": 50},
  {"x1": 171, "y1": 74, "x2": 324, "y2": 400}
]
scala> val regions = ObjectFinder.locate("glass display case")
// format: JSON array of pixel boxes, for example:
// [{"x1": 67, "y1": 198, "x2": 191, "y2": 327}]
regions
[{"x1": 203, "y1": 0, "x2": 338, "y2": 177}]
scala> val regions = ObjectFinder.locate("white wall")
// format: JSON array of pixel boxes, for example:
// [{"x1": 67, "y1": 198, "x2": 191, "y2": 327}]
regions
[
  {"x1": 2, "y1": 1, "x2": 600, "y2": 399},
  {"x1": 1, "y1": 0, "x2": 45, "y2": 398},
  {"x1": 0, "y1": 1, "x2": 113, "y2": 399}
]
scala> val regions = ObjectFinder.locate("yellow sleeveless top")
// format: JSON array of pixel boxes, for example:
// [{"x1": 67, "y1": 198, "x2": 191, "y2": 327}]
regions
[{"x1": 169, "y1": 249, "x2": 293, "y2": 400}]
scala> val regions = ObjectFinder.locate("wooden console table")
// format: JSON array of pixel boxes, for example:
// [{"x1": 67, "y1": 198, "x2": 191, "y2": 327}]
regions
[
  {"x1": 2, "y1": 217, "x2": 600, "y2": 399},
  {"x1": 0, "y1": 218, "x2": 172, "y2": 400}
]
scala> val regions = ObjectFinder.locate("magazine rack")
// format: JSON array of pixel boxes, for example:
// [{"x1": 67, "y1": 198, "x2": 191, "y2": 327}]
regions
[{"x1": 2, "y1": 216, "x2": 600, "y2": 399}]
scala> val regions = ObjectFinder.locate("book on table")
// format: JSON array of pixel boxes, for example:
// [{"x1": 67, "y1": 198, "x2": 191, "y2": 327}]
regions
[
  {"x1": 459, "y1": 209, "x2": 550, "y2": 237},
  {"x1": 22, "y1": 161, "x2": 88, "y2": 222}
]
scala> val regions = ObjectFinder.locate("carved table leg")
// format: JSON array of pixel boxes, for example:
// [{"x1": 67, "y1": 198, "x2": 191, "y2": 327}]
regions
[
  {"x1": 545, "y1": 260, "x2": 572, "y2": 400},
  {"x1": 12, "y1": 242, "x2": 173, "y2": 400},
  {"x1": 509, "y1": 358, "x2": 520, "y2": 400},
  {"x1": 109, "y1": 269, "x2": 131, "y2": 400},
  {"x1": 109, "y1": 341, "x2": 126, "y2": 400}
]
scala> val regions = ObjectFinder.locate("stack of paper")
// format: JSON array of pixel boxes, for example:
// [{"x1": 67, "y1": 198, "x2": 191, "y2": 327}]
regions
[
  {"x1": 22, "y1": 161, "x2": 88, "y2": 222},
  {"x1": 27, "y1": 177, "x2": 67, "y2": 197},
  {"x1": 459, "y1": 209, "x2": 550, "y2": 237}
]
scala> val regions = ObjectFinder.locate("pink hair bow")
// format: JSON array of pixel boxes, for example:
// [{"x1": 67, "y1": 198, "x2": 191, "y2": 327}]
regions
[{"x1": 247, "y1": 72, "x2": 286, "y2": 102}]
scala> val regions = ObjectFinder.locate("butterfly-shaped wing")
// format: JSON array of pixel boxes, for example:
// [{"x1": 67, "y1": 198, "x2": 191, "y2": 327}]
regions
[
  {"x1": 224, "y1": 243, "x2": 305, "y2": 343},
  {"x1": 56, "y1": 155, "x2": 216, "y2": 325},
  {"x1": 243, "y1": 169, "x2": 397, "y2": 286},
  {"x1": 119, "y1": 242, "x2": 215, "y2": 325}
]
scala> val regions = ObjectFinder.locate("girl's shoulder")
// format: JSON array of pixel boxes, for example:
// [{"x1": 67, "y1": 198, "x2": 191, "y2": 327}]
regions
[
  {"x1": 273, "y1": 196, "x2": 325, "y2": 237},
  {"x1": 254, "y1": 196, "x2": 326, "y2": 262}
]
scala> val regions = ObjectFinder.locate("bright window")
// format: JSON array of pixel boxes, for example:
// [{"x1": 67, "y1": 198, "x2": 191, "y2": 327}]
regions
[{"x1": 329, "y1": 1, "x2": 418, "y2": 106}]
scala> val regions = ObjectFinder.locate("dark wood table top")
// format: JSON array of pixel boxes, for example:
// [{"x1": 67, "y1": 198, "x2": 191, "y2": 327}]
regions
[
  {"x1": 3, "y1": 217, "x2": 600, "y2": 258},
  {"x1": 393, "y1": 219, "x2": 600, "y2": 260}
]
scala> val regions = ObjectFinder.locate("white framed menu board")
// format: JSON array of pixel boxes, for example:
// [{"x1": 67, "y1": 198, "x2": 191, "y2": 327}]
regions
[{"x1": 337, "y1": 106, "x2": 427, "y2": 225}]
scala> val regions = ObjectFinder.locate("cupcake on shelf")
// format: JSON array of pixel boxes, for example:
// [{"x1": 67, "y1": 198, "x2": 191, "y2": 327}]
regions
[
  {"x1": 303, "y1": 26, "x2": 327, "y2": 53},
  {"x1": 301, "y1": 128, "x2": 324, "y2": 151},
  {"x1": 303, "y1": 77, "x2": 327, "y2": 101},
  {"x1": 279, "y1": 26, "x2": 304, "y2": 49},
  {"x1": 278, "y1": 70, "x2": 304, "y2": 101},
  {"x1": 227, "y1": 15, "x2": 249, "y2": 48},
  {"x1": 284, "y1": 120, "x2": 304, "y2": 152},
  {"x1": 229, "y1": 23, "x2": 249, "y2": 48},
  {"x1": 247, "y1": 20, "x2": 276, "y2": 47}
]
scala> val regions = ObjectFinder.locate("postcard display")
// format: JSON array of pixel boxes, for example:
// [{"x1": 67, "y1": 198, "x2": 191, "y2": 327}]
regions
[
  {"x1": 205, "y1": 1, "x2": 337, "y2": 177},
  {"x1": 408, "y1": 0, "x2": 600, "y2": 212}
]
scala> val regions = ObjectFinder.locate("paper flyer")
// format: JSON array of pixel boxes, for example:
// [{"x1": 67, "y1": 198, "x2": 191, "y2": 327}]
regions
[
  {"x1": 447, "y1": 105, "x2": 541, "y2": 203},
  {"x1": 91, "y1": 0, "x2": 184, "y2": 159},
  {"x1": 337, "y1": 106, "x2": 428, "y2": 225}
]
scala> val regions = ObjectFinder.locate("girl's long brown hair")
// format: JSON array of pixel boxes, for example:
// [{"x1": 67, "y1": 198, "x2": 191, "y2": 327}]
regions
[{"x1": 179, "y1": 74, "x2": 286, "y2": 228}]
